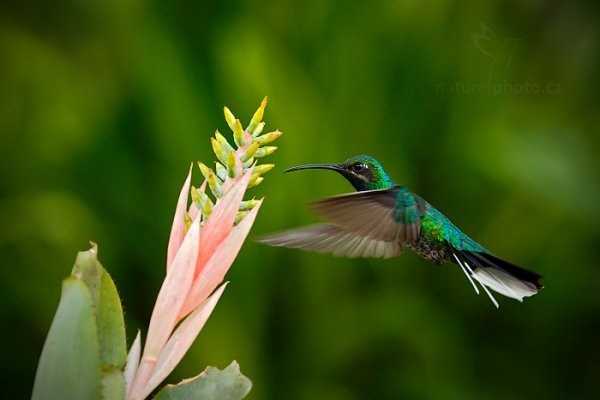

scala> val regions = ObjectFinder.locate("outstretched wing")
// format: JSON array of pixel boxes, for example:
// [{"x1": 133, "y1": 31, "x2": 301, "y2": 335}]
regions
[
  {"x1": 311, "y1": 186, "x2": 424, "y2": 242},
  {"x1": 255, "y1": 224, "x2": 402, "y2": 259}
]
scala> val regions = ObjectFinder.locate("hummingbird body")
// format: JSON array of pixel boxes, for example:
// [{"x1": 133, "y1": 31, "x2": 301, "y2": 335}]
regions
[
  {"x1": 411, "y1": 205, "x2": 486, "y2": 263},
  {"x1": 258, "y1": 155, "x2": 543, "y2": 307}
]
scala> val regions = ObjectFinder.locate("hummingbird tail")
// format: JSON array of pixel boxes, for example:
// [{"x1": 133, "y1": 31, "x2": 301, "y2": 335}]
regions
[{"x1": 451, "y1": 248, "x2": 543, "y2": 307}]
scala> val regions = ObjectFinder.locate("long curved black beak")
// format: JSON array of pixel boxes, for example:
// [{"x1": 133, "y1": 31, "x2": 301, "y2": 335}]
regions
[{"x1": 284, "y1": 163, "x2": 344, "y2": 173}]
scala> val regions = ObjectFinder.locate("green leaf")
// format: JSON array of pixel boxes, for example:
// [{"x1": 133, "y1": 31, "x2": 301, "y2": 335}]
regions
[
  {"x1": 102, "y1": 366, "x2": 126, "y2": 400},
  {"x1": 72, "y1": 244, "x2": 127, "y2": 369},
  {"x1": 32, "y1": 278, "x2": 102, "y2": 400},
  {"x1": 152, "y1": 361, "x2": 252, "y2": 400}
]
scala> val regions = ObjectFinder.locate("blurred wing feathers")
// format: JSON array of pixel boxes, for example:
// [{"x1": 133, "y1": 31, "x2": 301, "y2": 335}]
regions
[
  {"x1": 256, "y1": 224, "x2": 402, "y2": 259},
  {"x1": 312, "y1": 187, "x2": 422, "y2": 242}
]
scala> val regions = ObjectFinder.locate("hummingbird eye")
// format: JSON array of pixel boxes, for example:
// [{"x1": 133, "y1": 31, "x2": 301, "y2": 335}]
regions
[{"x1": 351, "y1": 162, "x2": 367, "y2": 172}]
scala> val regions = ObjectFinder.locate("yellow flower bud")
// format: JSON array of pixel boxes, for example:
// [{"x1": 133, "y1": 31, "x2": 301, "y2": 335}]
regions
[
  {"x1": 241, "y1": 142, "x2": 260, "y2": 162},
  {"x1": 207, "y1": 169, "x2": 222, "y2": 198},
  {"x1": 233, "y1": 119, "x2": 245, "y2": 147},
  {"x1": 227, "y1": 151, "x2": 237, "y2": 178},
  {"x1": 253, "y1": 163, "x2": 274, "y2": 175},
  {"x1": 255, "y1": 130, "x2": 282, "y2": 145},
  {"x1": 223, "y1": 106, "x2": 236, "y2": 132},
  {"x1": 215, "y1": 162, "x2": 227, "y2": 181},
  {"x1": 248, "y1": 174, "x2": 264, "y2": 188},
  {"x1": 247, "y1": 96, "x2": 267, "y2": 135},
  {"x1": 255, "y1": 146, "x2": 277, "y2": 158},
  {"x1": 197, "y1": 162, "x2": 211, "y2": 180}
]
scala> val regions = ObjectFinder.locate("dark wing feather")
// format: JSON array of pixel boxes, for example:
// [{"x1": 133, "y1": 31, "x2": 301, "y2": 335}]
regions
[
  {"x1": 311, "y1": 186, "x2": 423, "y2": 242},
  {"x1": 255, "y1": 224, "x2": 402, "y2": 259}
]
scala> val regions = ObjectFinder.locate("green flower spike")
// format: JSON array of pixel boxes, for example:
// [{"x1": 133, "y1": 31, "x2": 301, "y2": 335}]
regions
[{"x1": 192, "y1": 97, "x2": 281, "y2": 224}]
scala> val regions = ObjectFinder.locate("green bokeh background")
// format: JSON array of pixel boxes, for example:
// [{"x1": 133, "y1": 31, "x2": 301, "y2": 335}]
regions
[{"x1": 1, "y1": 1, "x2": 599, "y2": 399}]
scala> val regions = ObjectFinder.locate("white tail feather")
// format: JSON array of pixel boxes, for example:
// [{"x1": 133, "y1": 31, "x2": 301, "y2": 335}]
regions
[
  {"x1": 473, "y1": 267, "x2": 538, "y2": 303},
  {"x1": 451, "y1": 251, "x2": 501, "y2": 307},
  {"x1": 464, "y1": 259, "x2": 499, "y2": 308},
  {"x1": 451, "y1": 252, "x2": 480, "y2": 295},
  {"x1": 473, "y1": 270, "x2": 500, "y2": 308}
]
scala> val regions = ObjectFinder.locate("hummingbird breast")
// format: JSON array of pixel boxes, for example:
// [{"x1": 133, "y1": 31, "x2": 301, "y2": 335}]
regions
[{"x1": 403, "y1": 237, "x2": 451, "y2": 265}]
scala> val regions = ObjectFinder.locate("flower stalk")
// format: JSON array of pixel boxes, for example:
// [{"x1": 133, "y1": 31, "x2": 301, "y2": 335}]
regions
[{"x1": 125, "y1": 97, "x2": 280, "y2": 400}]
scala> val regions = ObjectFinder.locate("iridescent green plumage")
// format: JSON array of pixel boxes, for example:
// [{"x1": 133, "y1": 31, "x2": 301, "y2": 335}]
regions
[{"x1": 259, "y1": 155, "x2": 543, "y2": 307}]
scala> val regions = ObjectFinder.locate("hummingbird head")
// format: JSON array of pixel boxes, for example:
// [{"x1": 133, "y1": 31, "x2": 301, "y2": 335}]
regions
[{"x1": 285, "y1": 155, "x2": 394, "y2": 191}]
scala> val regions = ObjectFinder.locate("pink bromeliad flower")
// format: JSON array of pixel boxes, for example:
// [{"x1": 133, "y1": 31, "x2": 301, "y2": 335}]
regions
[{"x1": 124, "y1": 98, "x2": 280, "y2": 400}]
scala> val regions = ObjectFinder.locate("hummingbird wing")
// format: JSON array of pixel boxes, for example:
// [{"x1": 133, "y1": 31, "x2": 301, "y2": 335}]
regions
[
  {"x1": 311, "y1": 186, "x2": 424, "y2": 242},
  {"x1": 255, "y1": 224, "x2": 402, "y2": 259}
]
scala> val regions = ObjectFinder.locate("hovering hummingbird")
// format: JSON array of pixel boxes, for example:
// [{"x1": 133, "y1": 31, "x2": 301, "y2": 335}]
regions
[{"x1": 257, "y1": 155, "x2": 543, "y2": 307}]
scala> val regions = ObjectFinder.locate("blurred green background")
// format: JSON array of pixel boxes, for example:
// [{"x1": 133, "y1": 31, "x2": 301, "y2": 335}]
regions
[{"x1": 1, "y1": 0, "x2": 599, "y2": 399}]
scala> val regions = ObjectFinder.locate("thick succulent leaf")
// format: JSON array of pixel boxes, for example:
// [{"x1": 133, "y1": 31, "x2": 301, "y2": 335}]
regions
[
  {"x1": 102, "y1": 366, "x2": 126, "y2": 400},
  {"x1": 71, "y1": 245, "x2": 127, "y2": 369},
  {"x1": 32, "y1": 277, "x2": 102, "y2": 400},
  {"x1": 152, "y1": 361, "x2": 252, "y2": 400}
]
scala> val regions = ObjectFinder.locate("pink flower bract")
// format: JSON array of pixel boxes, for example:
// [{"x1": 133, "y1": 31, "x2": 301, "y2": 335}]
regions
[{"x1": 126, "y1": 167, "x2": 260, "y2": 400}]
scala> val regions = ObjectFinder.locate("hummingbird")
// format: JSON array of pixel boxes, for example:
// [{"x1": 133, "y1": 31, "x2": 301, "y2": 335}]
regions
[{"x1": 257, "y1": 155, "x2": 543, "y2": 307}]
